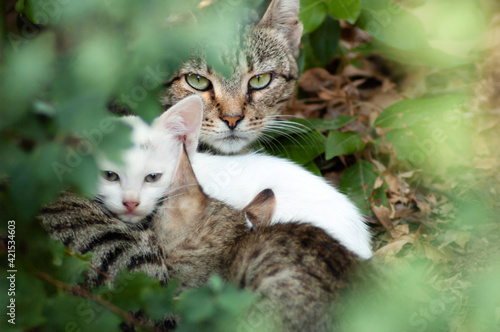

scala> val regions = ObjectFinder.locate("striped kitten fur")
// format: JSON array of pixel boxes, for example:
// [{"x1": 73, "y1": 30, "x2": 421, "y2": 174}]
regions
[
  {"x1": 160, "y1": 0, "x2": 303, "y2": 153},
  {"x1": 39, "y1": 192, "x2": 169, "y2": 288},
  {"x1": 40, "y1": 146, "x2": 360, "y2": 332}
]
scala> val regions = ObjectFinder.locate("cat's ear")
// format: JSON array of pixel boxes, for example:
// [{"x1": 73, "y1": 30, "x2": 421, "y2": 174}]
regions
[
  {"x1": 154, "y1": 95, "x2": 203, "y2": 155},
  {"x1": 244, "y1": 189, "x2": 276, "y2": 228},
  {"x1": 258, "y1": 0, "x2": 303, "y2": 58},
  {"x1": 164, "y1": 144, "x2": 208, "y2": 219},
  {"x1": 170, "y1": 144, "x2": 206, "y2": 202}
]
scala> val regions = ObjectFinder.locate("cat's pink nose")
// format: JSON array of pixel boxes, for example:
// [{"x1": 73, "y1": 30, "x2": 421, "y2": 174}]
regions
[
  {"x1": 123, "y1": 201, "x2": 139, "y2": 213},
  {"x1": 221, "y1": 115, "x2": 243, "y2": 130}
]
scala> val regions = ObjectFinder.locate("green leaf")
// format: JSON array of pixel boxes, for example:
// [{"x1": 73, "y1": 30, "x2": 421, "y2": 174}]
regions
[
  {"x1": 374, "y1": 95, "x2": 467, "y2": 129},
  {"x1": 58, "y1": 254, "x2": 91, "y2": 285},
  {"x1": 97, "y1": 120, "x2": 134, "y2": 165},
  {"x1": 15, "y1": 0, "x2": 25, "y2": 13},
  {"x1": 327, "y1": 0, "x2": 361, "y2": 24},
  {"x1": 382, "y1": 117, "x2": 472, "y2": 172},
  {"x1": 216, "y1": 284, "x2": 255, "y2": 315},
  {"x1": 8, "y1": 161, "x2": 40, "y2": 220},
  {"x1": 309, "y1": 15, "x2": 340, "y2": 65},
  {"x1": 55, "y1": 90, "x2": 109, "y2": 133},
  {"x1": 262, "y1": 129, "x2": 326, "y2": 165},
  {"x1": 296, "y1": 116, "x2": 357, "y2": 131},
  {"x1": 357, "y1": 0, "x2": 428, "y2": 50},
  {"x1": 339, "y1": 161, "x2": 379, "y2": 215},
  {"x1": 0, "y1": 32, "x2": 55, "y2": 128},
  {"x1": 98, "y1": 271, "x2": 163, "y2": 313},
  {"x1": 142, "y1": 279, "x2": 178, "y2": 320},
  {"x1": 325, "y1": 131, "x2": 365, "y2": 160},
  {"x1": 42, "y1": 294, "x2": 122, "y2": 332},
  {"x1": 368, "y1": 40, "x2": 470, "y2": 68},
  {"x1": 304, "y1": 160, "x2": 322, "y2": 176},
  {"x1": 0, "y1": 142, "x2": 28, "y2": 180},
  {"x1": 299, "y1": 0, "x2": 328, "y2": 34},
  {"x1": 177, "y1": 287, "x2": 216, "y2": 323}
]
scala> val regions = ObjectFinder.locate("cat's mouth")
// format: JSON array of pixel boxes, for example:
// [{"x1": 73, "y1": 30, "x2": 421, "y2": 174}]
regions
[
  {"x1": 119, "y1": 211, "x2": 145, "y2": 223},
  {"x1": 221, "y1": 135, "x2": 240, "y2": 141}
]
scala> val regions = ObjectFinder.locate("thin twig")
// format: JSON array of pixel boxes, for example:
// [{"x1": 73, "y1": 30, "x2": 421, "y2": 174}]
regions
[{"x1": 34, "y1": 270, "x2": 160, "y2": 332}]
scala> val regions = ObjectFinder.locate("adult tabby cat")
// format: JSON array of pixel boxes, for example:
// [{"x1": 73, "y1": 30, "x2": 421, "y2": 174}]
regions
[
  {"x1": 160, "y1": 0, "x2": 303, "y2": 153},
  {"x1": 40, "y1": 145, "x2": 360, "y2": 332}
]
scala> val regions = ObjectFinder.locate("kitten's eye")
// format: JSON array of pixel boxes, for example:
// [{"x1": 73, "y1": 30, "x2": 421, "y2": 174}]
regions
[
  {"x1": 145, "y1": 173, "x2": 163, "y2": 183},
  {"x1": 186, "y1": 74, "x2": 211, "y2": 91},
  {"x1": 102, "y1": 171, "x2": 119, "y2": 182},
  {"x1": 248, "y1": 73, "x2": 272, "y2": 90}
]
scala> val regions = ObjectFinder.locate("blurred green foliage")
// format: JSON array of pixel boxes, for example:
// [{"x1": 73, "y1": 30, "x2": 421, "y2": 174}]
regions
[{"x1": 1, "y1": 0, "x2": 499, "y2": 331}]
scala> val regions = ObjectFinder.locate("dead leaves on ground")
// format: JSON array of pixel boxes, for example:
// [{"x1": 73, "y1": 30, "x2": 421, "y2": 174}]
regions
[{"x1": 284, "y1": 22, "x2": 500, "y2": 264}]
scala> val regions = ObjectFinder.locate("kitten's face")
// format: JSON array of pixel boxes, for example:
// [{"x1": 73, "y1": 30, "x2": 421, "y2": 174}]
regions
[
  {"x1": 97, "y1": 118, "x2": 179, "y2": 223},
  {"x1": 160, "y1": 0, "x2": 302, "y2": 154}
]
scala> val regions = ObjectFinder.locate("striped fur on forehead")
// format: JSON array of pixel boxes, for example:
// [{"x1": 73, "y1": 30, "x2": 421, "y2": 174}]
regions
[{"x1": 160, "y1": 0, "x2": 302, "y2": 154}]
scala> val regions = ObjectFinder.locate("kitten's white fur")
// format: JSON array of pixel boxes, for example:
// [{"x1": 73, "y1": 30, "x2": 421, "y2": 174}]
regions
[
  {"x1": 96, "y1": 117, "x2": 179, "y2": 223},
  {"x1": 98, "y1": 95, "x2": 373, "y2": 259}
]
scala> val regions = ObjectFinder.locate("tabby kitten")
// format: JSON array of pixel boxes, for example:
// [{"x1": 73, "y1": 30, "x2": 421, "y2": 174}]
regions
[
  {"x1": 157, "y1": 145, "x2": 360, "y2": 332},
  {"x1": 160, "y1": 0, "x2": 303, "y2": 153}
]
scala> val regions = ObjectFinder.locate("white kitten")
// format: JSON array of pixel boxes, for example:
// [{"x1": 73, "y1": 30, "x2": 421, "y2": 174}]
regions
[{"x1": 95, "y1": 116, "x2": 179, "y2": 223}]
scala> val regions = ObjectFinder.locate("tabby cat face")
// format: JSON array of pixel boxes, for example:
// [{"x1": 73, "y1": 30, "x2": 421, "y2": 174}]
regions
[{"x1": 160, "y1": 0, "x2": 303, "y2": 154}]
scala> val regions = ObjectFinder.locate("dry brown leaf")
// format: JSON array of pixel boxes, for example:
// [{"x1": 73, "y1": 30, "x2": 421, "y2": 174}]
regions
[
  {"x1": 373, "y1": 176, "x2": 385, "y2": 190},
  {"x1": 454, "y1": 231, "x2": 472, "y2": 249},
  {"x1": 372, "y1": 205, "x2": 393, "y2": 231},
  {"x1": 421, "y1": 242, "x2": 450, "y2": 263},
  {"x1": 473, "y1": 136, "x2": 491, "y2": 156},
  {"x1": 390, "y1": 224, "x2": 410, "y2": 238},
  {"x1": 370, "y1": 158, "x2": 387, "y2": 172},
  {"x1": 409, "y1": 193, "x2": 431, "y2": 214},
  {"x1": 298, "y1": 68, "x2": 339, "y2": 94},
  {"x1": 399, "y1": 170, "x2": 417, "y2": 178},
  {"x1": 374, "y1": 234, "x2": 416, "y2": 258},
  {"x1": 389, "y1": 196, "x2": 410, "y2": 205},
  {"x1": 383, "y1": 171, "x2": 401, "y2": 194},
  {"x1": 393, "y1": 208, "x2": 415, "y2": 219},
  {"x1": 474, "y1": 157, "x2": 499, "y2": 170}
]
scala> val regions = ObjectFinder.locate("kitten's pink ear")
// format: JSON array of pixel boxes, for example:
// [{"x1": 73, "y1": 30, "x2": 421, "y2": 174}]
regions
[
  {"x1": 258, "y1": 0, "x2": 303, "y2": 58},
  {"x1": 244, "y1": 189, "x2": 276, "y2": 228},
  {"x1": 154, "y1": 95, "x2": 203, "y2": 155}
]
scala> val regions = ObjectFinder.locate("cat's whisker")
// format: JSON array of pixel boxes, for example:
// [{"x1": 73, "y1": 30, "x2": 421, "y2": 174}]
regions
[
  {"x1": 266, "y1": 118, "x2": 313, "y2": 134},
  {"x1": 264, "y1": 121, "x2": 313, "y2": 138},
  {"x1": 263, "y1": 122, "x2": 319, "y2": 148},
  {"x1": 262, "y1": 128, "x2": 310, "y2": 153},
  {"x1": 267, "y1": 114, "x2": 301, "y2": 119},
  {"x1": 258, "y1": 133, "x2": 289, "y2": 157},
  {"x1": 264, "y1": 121, "x2": 319, "y2": 147}
]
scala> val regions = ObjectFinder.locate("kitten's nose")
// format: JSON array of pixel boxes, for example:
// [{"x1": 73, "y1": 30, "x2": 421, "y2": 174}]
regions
[
  {"x1": 123, "y1": 201, "x2": 139, "y2": 213},
  {"x1": 221, "y1": 115, "x2": 244, "y2": 130}
]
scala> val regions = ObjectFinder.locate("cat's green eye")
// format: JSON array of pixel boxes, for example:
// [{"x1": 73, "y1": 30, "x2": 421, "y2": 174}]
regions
[
  {"x1": 102, "y1": 171, "x2": 119, "y2": 182},
  {"x1": 186, "y1": 74, "x2": 211, "y2": 91},
  {"x1": 145, "y1": 173, "x2": 162, "y2": 183},
  {"x1": 249, "y1": 73, "x2": 272, "y2": 90}
]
